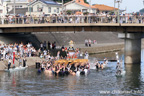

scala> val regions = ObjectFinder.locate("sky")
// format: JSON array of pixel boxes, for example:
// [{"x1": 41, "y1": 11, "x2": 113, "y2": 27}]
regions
[{"x1": 91, "y1": 0, "x2": 144, "y2": 13}]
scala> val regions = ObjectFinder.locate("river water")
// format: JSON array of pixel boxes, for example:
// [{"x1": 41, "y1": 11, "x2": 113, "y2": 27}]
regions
[{"x1": 0, "y1": 50, "x2": 144, "y2": 96}]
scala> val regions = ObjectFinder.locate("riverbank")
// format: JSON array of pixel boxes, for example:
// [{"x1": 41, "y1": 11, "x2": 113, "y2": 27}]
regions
[
  {"x1": 74, "y1": 42, "x2": 124, "y2": 54},
  {"x1": 0, "y1": 57, "x2": 42, "y2": 71}
]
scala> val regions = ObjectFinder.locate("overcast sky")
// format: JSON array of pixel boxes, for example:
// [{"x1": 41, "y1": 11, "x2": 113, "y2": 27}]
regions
[{"x1": 91, "y1": 0, "x2": 144, "y2": 13}]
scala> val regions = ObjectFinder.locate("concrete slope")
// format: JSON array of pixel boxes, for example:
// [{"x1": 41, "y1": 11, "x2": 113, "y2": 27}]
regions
[{"x1": 34, "y1": 32, "x2": 123, "y2": 46}]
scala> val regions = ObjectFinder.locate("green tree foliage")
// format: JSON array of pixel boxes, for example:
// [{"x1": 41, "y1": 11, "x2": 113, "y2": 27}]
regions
[
  {"x1": 66, "y1": 10, "x2": 72, "y2": 15},
  {"x1": 84, "y1": 0, "x2": 89, "y2": 4},
  {"x1": 54, "y1": 0, "x2": 89, "y2": 4},
  {"x1": 139, "y1": 8, "x2": 144, "y2": 13}
]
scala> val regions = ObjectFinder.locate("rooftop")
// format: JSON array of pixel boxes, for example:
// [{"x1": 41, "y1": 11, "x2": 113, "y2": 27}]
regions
[
  {"x1": 28, "y1": 0, "x2": 61, "y2": 6},
  {"x1": 93, "y1": 4, "x2": 118, "y2": 11},
  {"x1": 41, "y1": 0, "x2": 59, "y2": 5},
  {"x1": 75, "y1": 0, "x2": 96, "y2": 8}
]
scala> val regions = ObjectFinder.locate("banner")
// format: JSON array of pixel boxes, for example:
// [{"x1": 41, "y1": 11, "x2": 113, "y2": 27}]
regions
[{"x1": 13, "y1": 52, "x2": 15, "y2": 65}]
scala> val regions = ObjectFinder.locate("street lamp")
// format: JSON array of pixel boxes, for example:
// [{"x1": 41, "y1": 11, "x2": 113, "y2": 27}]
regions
[
  {"x1": 89, "y1": 0, "x2": 91, "y2": 14},
  {"x1": 62, "y1": 0, "x2": 63, "y2": 15},
  {"x1": 115, "y1": 0, "x2": 122, "y2": 23},
  {"x1": 6, "y1": 4, "x2": 8, "y2": 14},
  {"x1": 7, "y1": 7, "x2": 8, "y2": 14},
  {"x1": 14, "y1": 0, "x2": 16, "y2": 15},
  {"x1": 29, "y1": 0, "x2": 31, "y2": 15},
  {"x1": 114, "y1": 0, "x2": 116, "y2": 14}
]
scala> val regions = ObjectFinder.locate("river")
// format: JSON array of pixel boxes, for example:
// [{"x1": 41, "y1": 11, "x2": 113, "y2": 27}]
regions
[{"x1": 0, "y1": 50, "x2": 144, "y2": 96}]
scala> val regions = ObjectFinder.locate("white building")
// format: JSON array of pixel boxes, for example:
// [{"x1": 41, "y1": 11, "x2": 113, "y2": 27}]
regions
[
  {"x1": 64, "y1": 0, "x2": 97, "y2": 14},
  {"x1": 1, "y1": 0, "x2": 29, "y2": 16},
  {"x1": 27, "y1": 0, "x2": 62, "y2": 16}
]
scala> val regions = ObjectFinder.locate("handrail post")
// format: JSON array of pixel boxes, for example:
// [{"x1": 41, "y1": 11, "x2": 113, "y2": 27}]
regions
[
  {"x1": 87, "y1": 15, "x2": 88, "y2": 23},
  {"x1": 15, "y1": 17, "x2": 16, "y2": 24}
]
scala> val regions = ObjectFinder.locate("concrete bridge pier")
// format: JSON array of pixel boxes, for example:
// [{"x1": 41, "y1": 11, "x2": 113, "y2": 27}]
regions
[{"x1": 118, "y1": 33, "x2": 142, "y2": 64}]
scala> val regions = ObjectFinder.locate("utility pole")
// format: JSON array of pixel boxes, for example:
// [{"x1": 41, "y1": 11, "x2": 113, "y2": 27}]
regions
[
  {"x1": 29, "y1": 0, "x2": 31, "y2": 15},
  {"x1": 62, "y1": 0, "x2": 63, "y2": 15},
  {"x1": 116, "y1": 0, "x2": 122, "y2": 23},
  {"x1": 118, "y1": 1, "x2": 120, "y2": 23},
  {"x1": 89, "y1": 0, "x2": 91, "y2": 14},
  {"x1": 14, "y1": 0, "x2": 15, "y2": 15},
  {"x1": 114, "y1": 0, "x2": 115, "y2": 14}
]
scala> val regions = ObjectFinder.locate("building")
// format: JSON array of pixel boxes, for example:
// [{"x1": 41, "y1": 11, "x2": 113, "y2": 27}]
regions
[
  {"x1": 64, "y1": 0, "x2": 97, "y2": 14},
  {"x1": 27, "y1": 0, "x2": 62, "y2": 16},
  {"x1": 0, "y1": 0, "x2": 31, "y2": 16},
  {"x1": 93, "y1": 4, "x2": 118, "y2": 14},
  {"x1": 3, "y1": 1, "x2": 29, "y2": 15},
  {"x1": 0, "y1": 4, "x2": 4, "y2": 16}
]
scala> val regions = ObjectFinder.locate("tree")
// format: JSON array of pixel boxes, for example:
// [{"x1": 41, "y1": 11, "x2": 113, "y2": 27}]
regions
[
  {"x1": 66, "y1": 10, "x2": 72, "y2": 15},
  {"x1": 139, "y1": 8, "x2": 144, "y2": 14},
  {"x1": 84, "y1": 0, "x2": 89, "y2": 4}
]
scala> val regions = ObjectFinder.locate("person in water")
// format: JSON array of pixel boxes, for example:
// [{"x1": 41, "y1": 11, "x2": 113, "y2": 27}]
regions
[
  {"x1": 95, "y1": 60, "x2": 100, "y2": 70},
  {"x1": 35, "y1": 56, "x2": 90, "y2": 76},
  {"x1": 8, "y1": 58, "x2": 12, "y2": 70},
  {"x1": 38, "y1": 68, "x2": 41, "y2": 73},
  {"x1": 116, "y1": 62, "x2": 122, "y2": 75},
  {"x1": 41, "y1": 62, "x2": 45, "y2": 71},
  {"x1": 23, "y1": 56, "x2": 27, "y2": 67},
  {"x1": 19, "y1": 57, "x2": 22, "y2": 67},
  {"x1": 100, "y1": 63, "x2": 104, "y2": 70},
  {"x1": 80, "y1": 68, "x2": 85, "y2": 75}
]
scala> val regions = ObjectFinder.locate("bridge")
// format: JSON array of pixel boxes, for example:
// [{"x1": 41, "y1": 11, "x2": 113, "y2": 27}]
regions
[
  {"x1": 0, "y1": 23, "x2": 144, "y2": 64},
  {"x1": 1, "y1": 23, "x2": 144, "y2": 33}
]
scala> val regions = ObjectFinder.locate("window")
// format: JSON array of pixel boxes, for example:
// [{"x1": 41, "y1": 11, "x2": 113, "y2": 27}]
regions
[
  {"x1": 57, "y1": 8, "x2": 59, "y2": 13},
  {"x1": 82, "y1": 9, "x2": 87, "y2": 13},
  {"x1": 54, "y1": 9, "x2": 56, "y2": 13},
  {"x1": 48, "y1": 7, "x2": 51, "y2": 13},
  {"x1": 92, "y1": 9, "x2": 95, "y2": 13},
  {"x1": 0, "y1": 10, "x2": 2, "y2": 13},
  {"x1": 29, "y1": 7, "x2": 33, "y2": 12},
  {"x1": 39, "y1": 7, "x2": 43, "y2": 12},
  {"x1": 37, "y1": 5, "x2": 39, "y2": 12}
]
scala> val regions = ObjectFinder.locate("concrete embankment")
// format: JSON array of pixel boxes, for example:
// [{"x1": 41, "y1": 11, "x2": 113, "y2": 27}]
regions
[
  {"x1": 79, "y1": 43, "x2": 124, "y2": 54},
  {"x1": 0, "y1": 57, "x2": 42, "y2": 71},
  {"x1": 34, "y1": 32, "x2": 123, "y2": 46}
]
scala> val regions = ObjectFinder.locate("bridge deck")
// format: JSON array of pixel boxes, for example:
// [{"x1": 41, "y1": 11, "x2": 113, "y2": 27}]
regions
[
  {"x1": 1, "y1": 23, "x2": 144, "y2": 27},
  {"x1": 0, "y1": 23, "x2": 144, "y2": 33}
]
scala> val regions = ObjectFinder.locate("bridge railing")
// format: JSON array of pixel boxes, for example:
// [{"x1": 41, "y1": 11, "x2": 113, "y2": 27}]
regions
[{"x1": 0, "y1": 15, "x2": 143, "y2": 24}]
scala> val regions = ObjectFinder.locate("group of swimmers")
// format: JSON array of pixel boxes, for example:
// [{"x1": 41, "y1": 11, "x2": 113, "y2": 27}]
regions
[
  {"x1": 95, "y1": 58, "x2": 108, "y2": 70},
  {"x1": 36, "y1": 59, "x2": 90, "y2": 76}
]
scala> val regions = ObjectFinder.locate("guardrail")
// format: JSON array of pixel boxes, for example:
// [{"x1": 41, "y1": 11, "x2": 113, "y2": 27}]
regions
[{"x1": 0, "y1": 15, "x2": 143, "y2": 24}]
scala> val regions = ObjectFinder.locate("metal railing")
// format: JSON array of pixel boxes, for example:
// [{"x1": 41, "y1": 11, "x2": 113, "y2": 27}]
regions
[{"x1": 0, "y1": 15, "x2": 143, "y2": 24}]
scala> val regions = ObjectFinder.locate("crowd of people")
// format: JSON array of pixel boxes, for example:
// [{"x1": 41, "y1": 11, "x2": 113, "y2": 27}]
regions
[
  {"x1": 35, "y1": 42, "x2": 90, "y2": 76},
  {"x1": 36, "y1": 58, "x2": 90, "y2": 76},
  {"x1": 85, "y1": 39, "x2": 97, "y2": 47},
  {"x1": 0, "y1": 42, "x2": 36, "y2": 70},
  {"x1": 0, "y1": 12, "x2": 144, "y2": 24},
  {"x1": 95, "y1": 58, "x2": 108, "y2": 70},
  {"x1": 40, "y1": 41, "x2": 56, "y2": 51}
]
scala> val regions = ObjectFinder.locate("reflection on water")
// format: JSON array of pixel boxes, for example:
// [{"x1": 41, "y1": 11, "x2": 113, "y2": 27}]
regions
[{"x1": 0, "y1": 50, "x2": 144, "y2": 96}]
